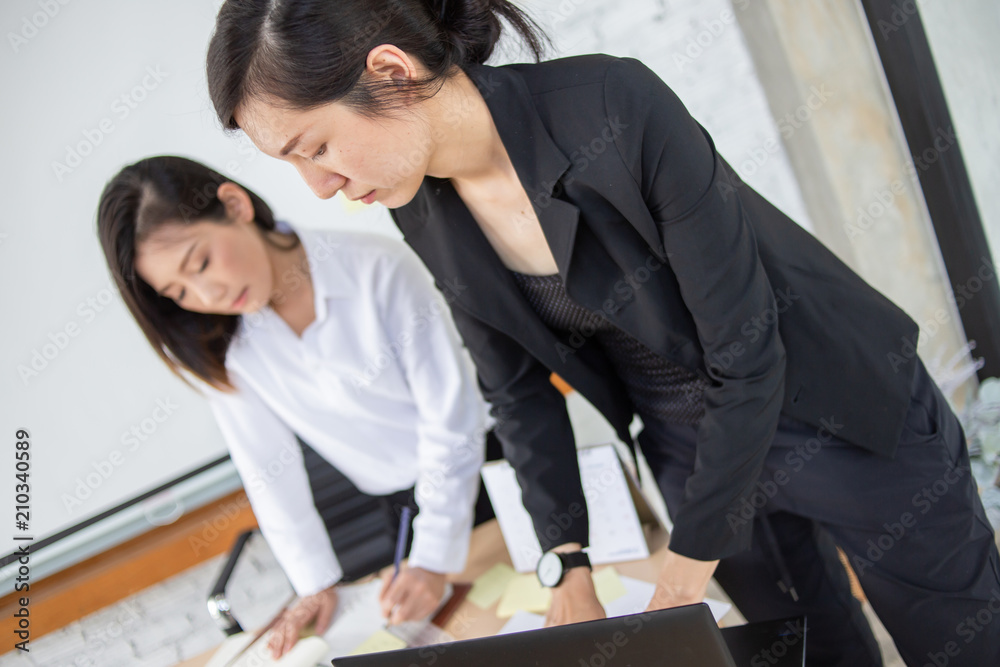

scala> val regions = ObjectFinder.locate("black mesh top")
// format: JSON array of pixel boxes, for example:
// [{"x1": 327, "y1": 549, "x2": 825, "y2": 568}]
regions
[{"x1": 510, "y1": 271, "x2": 708, "y2": 426}]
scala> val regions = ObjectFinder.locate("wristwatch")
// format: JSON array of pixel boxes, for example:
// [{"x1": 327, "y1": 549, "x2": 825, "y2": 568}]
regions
[{"x1": 536, "y1": 549, "x2": 592, "y2": 588}]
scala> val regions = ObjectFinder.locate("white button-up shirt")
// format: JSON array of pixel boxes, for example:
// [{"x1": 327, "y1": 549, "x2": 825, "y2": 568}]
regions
[{"x1": 205, "y1": 227, "x2": 490, "y2": 596}]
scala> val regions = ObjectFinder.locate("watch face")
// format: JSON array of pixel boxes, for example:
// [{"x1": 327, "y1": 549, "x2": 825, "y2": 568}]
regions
[{"x1": 537, "y1": 551, "x2": 563, "y2": 587}]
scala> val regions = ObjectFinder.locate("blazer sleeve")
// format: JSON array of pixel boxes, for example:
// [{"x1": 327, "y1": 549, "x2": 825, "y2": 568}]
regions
[
  {"x1": 446, "y1": 301, "x2": 590, "y2": 552},
  {"x1": 606, "y1": 57, "x2": 787, "y2": 560}
]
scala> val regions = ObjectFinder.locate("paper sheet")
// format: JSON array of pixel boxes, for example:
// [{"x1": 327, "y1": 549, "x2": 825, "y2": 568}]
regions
[
  {"x1": 592, "y1": 567, "x2": 628, "y2": 605},
  {"x1": 467, "y1": 562, "x2": 517, "y2": 609},
  {"x1": 320, "y1": 579, "x2": 454, "y2": 662},
  {"x1": 496, "y1": 574, "x2": 552, "y2": 618},
  {"x1": 601, "y1": 575, "x2": 732, "y2": 623},
  {"x1": 205, "y1": 633, "x2": 328, "y2": 667},
  {"x1": 481, "y1": 445, "x2": 650, "y2": 572}
]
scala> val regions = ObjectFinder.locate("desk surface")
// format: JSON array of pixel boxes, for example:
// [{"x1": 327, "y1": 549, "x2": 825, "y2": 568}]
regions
[{"x1": 176, "y1": 520, "x2": 742, "y2": 666}]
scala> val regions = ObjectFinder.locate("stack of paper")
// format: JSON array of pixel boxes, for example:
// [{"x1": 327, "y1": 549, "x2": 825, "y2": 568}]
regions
[{"x1": 480, "y1": 444, "x2": 653, "y2": 573}]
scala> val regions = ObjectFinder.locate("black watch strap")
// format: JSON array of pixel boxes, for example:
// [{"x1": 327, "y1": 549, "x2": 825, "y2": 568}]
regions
[{"x1": 560, "y1": 550, "x2": 592, "y2": 572}]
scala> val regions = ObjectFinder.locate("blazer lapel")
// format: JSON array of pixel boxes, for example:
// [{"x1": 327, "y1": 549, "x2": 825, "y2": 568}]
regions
[
  {"x1": 397, "y1": 178, "x2": 556, "y2": 352},
  {"x1": 466, "y1": 63, "x2": 582, "y2": 285}
]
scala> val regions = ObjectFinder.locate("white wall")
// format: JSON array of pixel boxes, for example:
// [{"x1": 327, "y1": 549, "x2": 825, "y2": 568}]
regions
[
  {"x1": 0, "y1": 0, "x2": 397, "y2": 553},
  {"x1": 0, "y1": 0, "x2": 809, "y2": 557},
  {"x1": 919, "y1": 0, "x2": 1000, "y2": 263}
]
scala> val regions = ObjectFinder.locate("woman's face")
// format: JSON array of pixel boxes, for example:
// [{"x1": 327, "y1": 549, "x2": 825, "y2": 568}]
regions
[
  {"x1": 235, "y1": 96, "x2": 433, "y2": 209},
  {"x1": 134, "y1": 215, "x2": 274, "y2": 316}
]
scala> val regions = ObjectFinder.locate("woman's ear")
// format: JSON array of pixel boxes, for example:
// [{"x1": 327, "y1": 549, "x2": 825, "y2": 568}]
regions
[
  {"x1": 365, "y1": 44, "x2": 419, "y2": 85},
  {"x1": 216, "y1": 182, "x2": 255, "y2": 225}
]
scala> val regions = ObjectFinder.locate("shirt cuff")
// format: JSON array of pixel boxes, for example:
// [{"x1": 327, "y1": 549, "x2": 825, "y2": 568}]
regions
[
  {"x1": 281, "y1": 549, "x2": 344, "y2": 597},
  {"x1": 406, "y1": 525, "x2": 472, "y2": 574}
]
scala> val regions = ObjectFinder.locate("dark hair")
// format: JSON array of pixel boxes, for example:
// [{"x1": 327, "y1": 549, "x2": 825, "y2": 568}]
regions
[
  {"x1": 207, "y1": 0, "x2": 548, "y2": 129},
  {"x1": 96, "y1": 155, "x2": 292, "y2": 391}
]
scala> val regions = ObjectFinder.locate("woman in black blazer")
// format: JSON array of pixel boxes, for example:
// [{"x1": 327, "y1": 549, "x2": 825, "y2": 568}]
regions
[{"x1": 205, "y1": 1, "x2": 1000, "y2": 664}]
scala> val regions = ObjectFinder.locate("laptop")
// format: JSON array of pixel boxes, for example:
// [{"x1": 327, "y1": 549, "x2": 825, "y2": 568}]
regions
[{"x1": 332, "y1": 603, "x2": 737, "y2": 667}]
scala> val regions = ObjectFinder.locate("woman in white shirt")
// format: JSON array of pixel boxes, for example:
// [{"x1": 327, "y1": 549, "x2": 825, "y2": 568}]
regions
[{"x1": 96, "y1": 155, "x2": 491, "y2": 658}]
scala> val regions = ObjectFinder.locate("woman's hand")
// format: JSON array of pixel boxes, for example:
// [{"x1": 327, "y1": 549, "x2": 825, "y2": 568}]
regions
[
  {"x1": 379, "y1": 566, "x2": 447, "y2": 625},
  {"x1": 545, "y1": 567, "x2": 607, "y2": 627},
  {"x1": 645, "y1": 549, "x2": 720, "y2": 612},
  {"x1": 267, "y1": 585, "x2": 338, "y2": 659}
]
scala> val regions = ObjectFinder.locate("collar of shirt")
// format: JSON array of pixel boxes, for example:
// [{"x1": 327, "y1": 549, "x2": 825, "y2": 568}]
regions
[{"x1": 234, "y1": 224, "x2": 356, "y2": 341}]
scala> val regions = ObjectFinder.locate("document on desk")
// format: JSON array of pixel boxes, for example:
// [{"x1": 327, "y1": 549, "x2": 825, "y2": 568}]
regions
[
  {"x1": 205, "y1": 580, "x2": 455, "y2": 667},
  {"x1": 321, "y1": 580, "x2": 455, "y2": 662},
  {"x1": 204, "y1": 633, "x2": 328, "y2": 667},
  {"x1": 481, "y1": 444, "x2": 651, "y2": 572}
]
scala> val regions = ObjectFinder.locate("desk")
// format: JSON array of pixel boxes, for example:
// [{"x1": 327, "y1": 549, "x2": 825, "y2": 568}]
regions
[{"x1": 177, "y1": 520, "x2": 743, "y2": 666}]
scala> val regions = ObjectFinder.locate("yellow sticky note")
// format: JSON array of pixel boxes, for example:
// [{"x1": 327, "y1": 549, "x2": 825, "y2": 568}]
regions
[
  {"x1": 592, "y1": 567, "x2": 627, "y2": 605},
  {"x1": 496, "y1": 574, "x2": 552, "y2": 618},
  {"x1": 468, "y1": 563, "x2": 518, "y2": 609},
  {"x1": 349, "y1": 630, "x2": 407, "y2": 655}
]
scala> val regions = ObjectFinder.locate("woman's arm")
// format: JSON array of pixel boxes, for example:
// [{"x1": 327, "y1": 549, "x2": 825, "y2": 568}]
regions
[
  {"x1": 606, "y1": 57, "x2": 787, "y2": 561},
  {"x1": 446, "y1": 303, "x2": 590, "y2": 553},
  {"x1": 206, "y1": 379, "x2": 344, "y2": 595},
  {"x1": 446, "y1": 304, "x2": 602, "y2": 626},
  {"x1": 370, "y1": 242, "x2": 490, "y2": 574}
]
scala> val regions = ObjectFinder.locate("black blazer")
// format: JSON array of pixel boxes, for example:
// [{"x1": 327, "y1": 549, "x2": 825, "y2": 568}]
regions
[{"x1": 390, "y1": 55, "x2": 918, "y2": 561}]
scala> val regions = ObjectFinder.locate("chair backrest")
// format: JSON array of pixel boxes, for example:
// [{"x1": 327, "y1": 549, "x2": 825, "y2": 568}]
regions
[{"x1": 298, "y1": 437, "x2": 401, "y2": 582}]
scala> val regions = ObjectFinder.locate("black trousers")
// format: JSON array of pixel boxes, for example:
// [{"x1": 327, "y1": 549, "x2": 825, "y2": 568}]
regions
[{"x1": 638, "y1": 358, "x2": 1000, "y2": 667}]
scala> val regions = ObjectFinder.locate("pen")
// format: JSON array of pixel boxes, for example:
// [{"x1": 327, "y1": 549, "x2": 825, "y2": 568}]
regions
[
  {"x1": 385, "y1": 506, "x2": 413, "y2": 627},
  {"x1": 393, "y1": 506, "x2": 414, "y2": 582}
]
